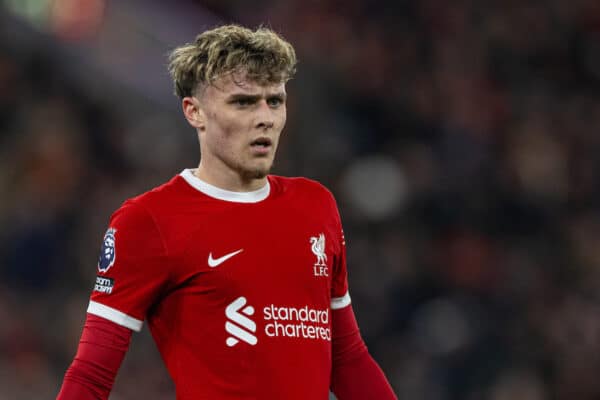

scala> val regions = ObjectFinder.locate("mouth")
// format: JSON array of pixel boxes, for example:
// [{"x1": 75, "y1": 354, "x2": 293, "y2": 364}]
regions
[{"x1": 250, "y1": 137, "x2": 273, "y2": 154}]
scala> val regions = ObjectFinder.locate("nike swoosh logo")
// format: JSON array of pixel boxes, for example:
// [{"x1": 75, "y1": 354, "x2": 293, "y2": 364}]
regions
[{"x1": 208, "y1": 249, "x2": 244, "y2": 268}]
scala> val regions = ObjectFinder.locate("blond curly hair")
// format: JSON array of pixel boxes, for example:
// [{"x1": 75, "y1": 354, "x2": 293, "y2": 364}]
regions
[{"x1": 168, "y1": 25, "x2": 297, "y2": 98}]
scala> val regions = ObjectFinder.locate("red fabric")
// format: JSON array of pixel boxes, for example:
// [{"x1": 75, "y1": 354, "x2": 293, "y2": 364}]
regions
[
  {"x1": 88, "y1": 174, "x2": 349, "y2": 398},
  {"x1": 56, "y1": 314, "x2": 132, "y2": 400},
  {"x1": 331, "y1": 305, "x2": 397, "y2": 400},
  {"x1": 58, "y1": 173, "x2": 395, "y2": 399}
]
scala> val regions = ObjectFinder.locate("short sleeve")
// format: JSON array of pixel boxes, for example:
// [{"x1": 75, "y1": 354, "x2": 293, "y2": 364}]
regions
[
  {"x1": 330, "y1": 194, "x2": 351, "y2": 311},
  {"x1": 88, "y1": 201, "x2": 169, "y2": 331}
]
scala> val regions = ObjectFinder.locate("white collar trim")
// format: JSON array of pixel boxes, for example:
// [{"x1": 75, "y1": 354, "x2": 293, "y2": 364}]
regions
[{"x1": 180, "y1": 169, "x2": 270, "y2": 203}]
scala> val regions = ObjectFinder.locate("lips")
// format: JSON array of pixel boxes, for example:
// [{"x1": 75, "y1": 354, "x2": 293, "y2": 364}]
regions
[
  {"x1": 250, "y1": 137, "x2": 273, "y2": 155},
  {"x1": 250, "y1": 137, "x2": 272, "y2": 148}
]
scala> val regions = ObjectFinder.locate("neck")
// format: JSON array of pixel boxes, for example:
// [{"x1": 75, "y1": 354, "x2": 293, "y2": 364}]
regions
[{"x1": 194, "y1": 163, "x2": 268, "y2": 192}]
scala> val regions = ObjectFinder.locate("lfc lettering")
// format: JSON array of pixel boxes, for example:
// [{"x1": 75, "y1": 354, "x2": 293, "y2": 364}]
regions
[{"x1": 313, "y1": 265, "x2": 328, "y2": 276}]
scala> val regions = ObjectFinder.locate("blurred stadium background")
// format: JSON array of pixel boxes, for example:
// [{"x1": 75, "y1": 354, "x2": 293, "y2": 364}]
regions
[{"x1": 2, "y1": 0, "x2": 600, "y2": 399}]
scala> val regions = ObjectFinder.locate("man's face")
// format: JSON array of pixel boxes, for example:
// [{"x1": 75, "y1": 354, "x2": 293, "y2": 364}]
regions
[{"x1": 196, "y1": 73, "x2": 287, "y2": 182}]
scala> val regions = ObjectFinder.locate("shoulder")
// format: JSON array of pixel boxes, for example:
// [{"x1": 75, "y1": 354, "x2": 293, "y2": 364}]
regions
[
  {"x1": 269, "y1": 175, "x2": 336, "y2": 202},
  {"x1": 111, "y1": 174, "x2": 186, "y2": 227},
  {"x1": 268, "y1": 175, "x2": 341, "y2": 224},
  {"x1": 120, "y1": 174, "x2": 186, "y2": 214}
]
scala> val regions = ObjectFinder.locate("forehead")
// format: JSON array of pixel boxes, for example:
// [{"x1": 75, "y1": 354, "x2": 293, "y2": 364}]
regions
[{"x1": 204, "y1": 72, "x2": 286, "y2": 98}]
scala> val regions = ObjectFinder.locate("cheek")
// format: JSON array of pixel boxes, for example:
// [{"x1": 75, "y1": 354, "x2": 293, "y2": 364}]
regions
[
  {"x1": 269, "y1": 108, "x2": 286, "y2": 134},
  {"x1": 207, "y1": 113, "x2": 248, "y2": 151},
  {"x1": 279, "y1": 107, "x2": 287, "y2": 125},
  {"x1": 208, "y1": 111, "x2": 238, "y2": 137},
  {"x1": 275, "y1": 109, "x2": 287, "y2": 139}
]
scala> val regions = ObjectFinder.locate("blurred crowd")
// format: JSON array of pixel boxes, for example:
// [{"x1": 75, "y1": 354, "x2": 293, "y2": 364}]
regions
[{"x1": 2, "y1": 0, "x2": 600, "y2": 399}]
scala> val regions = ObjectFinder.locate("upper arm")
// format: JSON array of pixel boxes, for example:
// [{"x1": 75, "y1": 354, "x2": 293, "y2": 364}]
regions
[
  {"x1": 88, "y1": 201, "x2": 170, "y2": 332},
  {"x1": 328, "y1": 190, "x2": 351, "y2": 311}
]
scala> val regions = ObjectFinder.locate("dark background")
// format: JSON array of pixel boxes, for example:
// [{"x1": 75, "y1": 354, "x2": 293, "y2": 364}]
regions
[{"x1": 2, "y1": 1, "x2": 600, "y2": 399}]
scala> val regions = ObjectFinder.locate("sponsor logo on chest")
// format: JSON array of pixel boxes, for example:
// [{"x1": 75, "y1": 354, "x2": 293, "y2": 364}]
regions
[{"x1": 224, "y1": 296, "x2": 331, "y2": 347}]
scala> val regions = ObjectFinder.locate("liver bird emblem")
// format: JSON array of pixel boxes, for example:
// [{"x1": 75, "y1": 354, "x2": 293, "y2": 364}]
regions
[{"x1": 310, "y1": 233, "x2": 327, "y2": 266}]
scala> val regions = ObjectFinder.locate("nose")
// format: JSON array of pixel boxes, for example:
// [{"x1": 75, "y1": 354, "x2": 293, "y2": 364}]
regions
[
  {"x1": 255, "y1": 101, "x2": 275, "y2": 130},
  {"x1": 256, "y1": 120, "x2": 274, "y2": 130}
]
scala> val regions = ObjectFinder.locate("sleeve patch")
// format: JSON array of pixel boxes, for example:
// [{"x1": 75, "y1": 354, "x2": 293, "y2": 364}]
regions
[
  {"x1": 93, "y1": 276, "x2": 114, "y2": 294},
  {"x1": 98, "y1": 228, "x2": 117, "y2": 273}
]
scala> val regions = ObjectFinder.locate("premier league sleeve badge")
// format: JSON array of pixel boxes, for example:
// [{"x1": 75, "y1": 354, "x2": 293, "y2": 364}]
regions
[{"x1": 98, "y1": 228, "x2": 117, "y2": 273}]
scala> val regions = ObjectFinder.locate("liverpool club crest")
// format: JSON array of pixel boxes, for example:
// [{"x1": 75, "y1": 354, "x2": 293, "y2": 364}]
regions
[{"x1": 310, "y1": 233, "x2": 328, "y2": 276}]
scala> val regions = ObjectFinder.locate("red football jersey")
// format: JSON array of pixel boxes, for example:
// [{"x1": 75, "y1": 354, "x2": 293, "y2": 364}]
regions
[{"x1": 88, "y1": 169, "x2": 351, "y2": 399}]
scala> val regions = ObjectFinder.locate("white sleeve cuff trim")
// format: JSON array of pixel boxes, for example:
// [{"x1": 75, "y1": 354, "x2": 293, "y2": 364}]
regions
[
  {"x1": 87, "y1": 301, "x2": 143, "y2": 332},
  {"x1": 331, "y1": 292, "x2": 351, "y2": 310}
]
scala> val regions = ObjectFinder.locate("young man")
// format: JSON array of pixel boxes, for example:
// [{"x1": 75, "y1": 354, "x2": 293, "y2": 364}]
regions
[{"x1": 57, "y1": 25, "x2": 397, "y2": 399}]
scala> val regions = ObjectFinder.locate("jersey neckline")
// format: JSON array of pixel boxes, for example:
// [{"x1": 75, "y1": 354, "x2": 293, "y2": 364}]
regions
[{"x1": 179, "y1": 169, "x2": 270, "y2": 203}]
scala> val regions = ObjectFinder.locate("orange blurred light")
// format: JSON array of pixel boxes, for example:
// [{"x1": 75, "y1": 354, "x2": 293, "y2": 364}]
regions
[{"x1": 50, "y1": 0, "x2": 106, "y2": 41}]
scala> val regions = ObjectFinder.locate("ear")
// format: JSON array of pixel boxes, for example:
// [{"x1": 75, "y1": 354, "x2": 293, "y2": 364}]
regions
[{"x1": 182, "y1": 96, "x2": 206, "y2": 131}]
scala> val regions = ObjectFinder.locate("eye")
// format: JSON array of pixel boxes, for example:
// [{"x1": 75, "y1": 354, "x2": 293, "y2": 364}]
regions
[
  {"x1": 235, "y1": 98, "x2": 253, "y2": 106},
  {"x1": 267, "y1": 97, "x2": 284, "y2": 108}
]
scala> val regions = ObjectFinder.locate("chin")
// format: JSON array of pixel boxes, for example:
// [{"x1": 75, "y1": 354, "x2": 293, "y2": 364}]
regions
[
  {"x1": 240, "y1": 164, "x2": 272, "y2": 180},
  {"x1": 243, "y1": 168, "x2": 269, "y2": 180},
  {"x1": 235, "y1": 157, "x2": 274, "y2": 181}
]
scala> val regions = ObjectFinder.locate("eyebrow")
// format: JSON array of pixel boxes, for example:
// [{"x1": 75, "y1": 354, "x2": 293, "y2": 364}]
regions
[
  {"x1": 269, "y1": 92, "x2": 287, "y2": 99},
  {"x1": 227, "y1": 94, "x2": 261, "y2": 102},
  {"x1": 227, "y1": 92, "x2": 287, "y2": 101}
]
